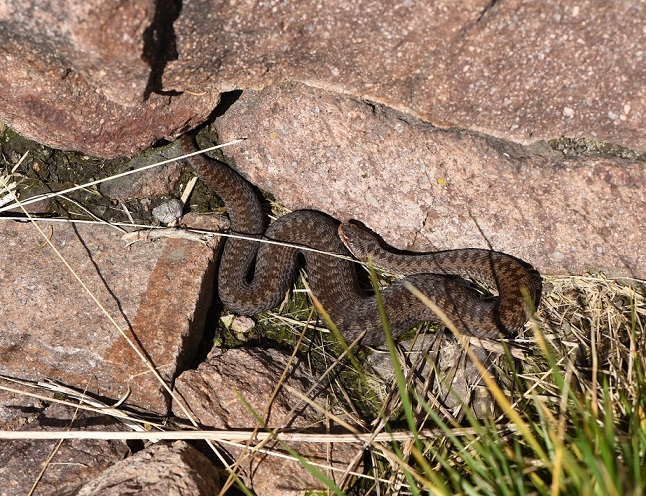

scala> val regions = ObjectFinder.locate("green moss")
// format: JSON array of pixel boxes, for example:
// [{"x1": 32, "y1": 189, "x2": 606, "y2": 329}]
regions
[{"x1": 548, "y1": 136, "x2": 645, "y2": 161}]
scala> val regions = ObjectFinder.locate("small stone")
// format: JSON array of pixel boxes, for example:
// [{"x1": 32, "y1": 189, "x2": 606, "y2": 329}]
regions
[
  {"x1": 563, "y1": 107, "x2": 575, "y2": 118},
  {"x1": 152, "y1": 198, "x2": 184, "y2": 225},
  {"x1": 231, "y1": 315, "x2": 256, "y2": 334}
]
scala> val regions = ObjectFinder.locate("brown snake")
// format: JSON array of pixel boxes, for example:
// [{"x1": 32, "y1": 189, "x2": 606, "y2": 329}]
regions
[{"x1": 182, "y1": 135, "x2": 542, "y2": 346}]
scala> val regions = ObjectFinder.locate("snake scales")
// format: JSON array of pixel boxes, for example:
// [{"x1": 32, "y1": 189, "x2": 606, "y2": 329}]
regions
[{"x1": 182, "y1": 135, "x2": 541, "y2": 346}]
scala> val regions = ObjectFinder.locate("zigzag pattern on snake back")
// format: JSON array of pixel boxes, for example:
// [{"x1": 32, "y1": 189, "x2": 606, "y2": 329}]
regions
[{"x1": 182, "y1": 134, "x2": 542, "y2": 346}]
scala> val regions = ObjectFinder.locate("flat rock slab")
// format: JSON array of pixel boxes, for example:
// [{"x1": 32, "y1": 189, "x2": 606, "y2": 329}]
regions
[
  {"x1": 170, "y1": 0, "x2": 644, "y2": 150},
  {"x1": 0, "y1": 218, "x2": 217, "y2": 413},
  {"x1": 213, "y1": 83, "x2": 645, "y2": 279}
]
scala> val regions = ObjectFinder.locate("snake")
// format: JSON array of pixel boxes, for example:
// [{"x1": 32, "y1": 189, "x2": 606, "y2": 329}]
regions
[{"x1": 182, "y1": 134, "x2": 542, "y2": 346}]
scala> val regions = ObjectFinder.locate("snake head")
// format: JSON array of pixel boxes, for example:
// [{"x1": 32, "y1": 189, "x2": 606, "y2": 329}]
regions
[{"x1": 338, "y1": 222, "x2": 379, "y2": 262}]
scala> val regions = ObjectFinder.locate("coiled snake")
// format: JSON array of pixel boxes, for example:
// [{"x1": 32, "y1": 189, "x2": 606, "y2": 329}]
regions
[{"x1": 182, "y1": 135, "x2": 541, "y2": 346}]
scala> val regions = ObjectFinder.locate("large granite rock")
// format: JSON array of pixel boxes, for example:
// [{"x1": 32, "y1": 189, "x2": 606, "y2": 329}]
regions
[{"x1": 0, "y1": 1, "x2": 642, "y2": 157}]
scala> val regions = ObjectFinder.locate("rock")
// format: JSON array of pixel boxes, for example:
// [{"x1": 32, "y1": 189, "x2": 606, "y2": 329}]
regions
[
  {"x1": 152, "y1": 199, "x2": 184, "y2": 225},
  {"x1": 0, "y1": 0, "x2": 217, "y2": 157},
  {"x1": 0, "y1": 1, "x2": 643, "y2": 156},
  {"x1": 423, "y1": 1, "x2": 644, "y2": 151},
  {"x1": 99, "y1": 140, "x2": 187, "y2": 201},
  {"x1": 3, "y1": 1, "x2": 155, "y2": 107},
  {"x1": 212, "y1": 83, "x2": 645, "y2": 279},
  {"x1": 0, "y1": 403, "x2": 129, "y2": 496},
  {"x1": 229, "y1": 315, "x2": 256, "y2": 336},
  {"x1": 174, "y1": 347, "x2": 359, "y2": 495},
  {"x1": 0, "y1": 216, "x2": 219, "y2": 413},
  {"x1": 367, "y1": 333, "x2": 497, "y2": 419},
  {"x1": 77, "y1": 441, "x2": 222, "y2": 496},
  {"x1": 0, "y1": 386, "x2": 46, "y2": 431},
  {"x1": 169, "y1": 0, "x2": 644, "y2": 151}
]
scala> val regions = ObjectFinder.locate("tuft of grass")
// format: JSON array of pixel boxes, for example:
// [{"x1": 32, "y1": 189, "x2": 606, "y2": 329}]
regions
[
  {"x1": 252, "y1": 267, "x2": 645, "y2": 494},
  {"x1": 346, "y1": 273, "x2": 646, "y2": 495}
]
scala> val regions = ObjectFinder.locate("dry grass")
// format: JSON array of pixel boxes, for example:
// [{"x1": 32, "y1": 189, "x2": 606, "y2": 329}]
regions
[{"x1": 534, "y1": 274, "x2": 644, "y2": 417}]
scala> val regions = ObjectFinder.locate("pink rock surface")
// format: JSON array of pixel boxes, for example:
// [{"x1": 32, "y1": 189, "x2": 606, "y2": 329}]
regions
[
  {"x1": 212, "y1": 84, "x2": 645, "y2": 279},
  {"x1": 77, "y1": 441, "x2": 222, "y2": 496},
  {"x1": 0, "y1": 1, "x2": 643, "y2": 156},
  {"x1": 0, "y1": 217, "x2": 217, "y2": 413}
]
